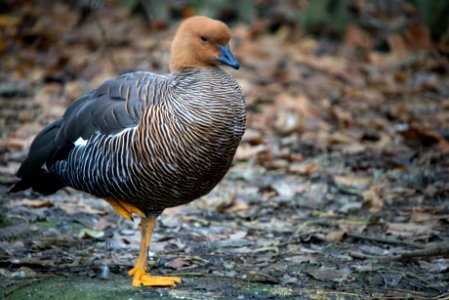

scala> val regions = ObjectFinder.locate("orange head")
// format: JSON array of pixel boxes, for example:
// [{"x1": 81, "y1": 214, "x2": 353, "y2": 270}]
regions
[{"x1": 169, "y1": 16, "x2": 240, "y2": 72}]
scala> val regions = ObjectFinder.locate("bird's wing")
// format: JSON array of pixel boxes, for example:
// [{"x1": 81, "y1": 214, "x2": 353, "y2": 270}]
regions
[{"x1": 16, "y1": 71, "x2": 164, "y2": 179}]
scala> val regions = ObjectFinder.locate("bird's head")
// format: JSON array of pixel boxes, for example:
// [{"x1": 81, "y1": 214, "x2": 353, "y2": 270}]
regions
[{"x1": 169, "y1": 16, "x2": 240, "y2": 72}]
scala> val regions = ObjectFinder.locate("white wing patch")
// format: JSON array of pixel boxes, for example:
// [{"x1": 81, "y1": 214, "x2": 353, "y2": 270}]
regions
[
  {"x1": 111, "y1": 126, "x2": 137, "y2": 138},
  {"x1": 74, "y1": 137, "x2": 88, "y2": 146}
]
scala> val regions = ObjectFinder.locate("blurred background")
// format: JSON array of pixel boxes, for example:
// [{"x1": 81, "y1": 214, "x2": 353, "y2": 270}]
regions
[{"x1": 1, "y1": 0, "x2": 449, "y2": 298}]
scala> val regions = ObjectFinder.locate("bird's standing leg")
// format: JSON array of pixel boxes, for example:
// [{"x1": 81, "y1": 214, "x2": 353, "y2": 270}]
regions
[{"x1": 128, "y1": 217, "x2": 181, "y2": 287}]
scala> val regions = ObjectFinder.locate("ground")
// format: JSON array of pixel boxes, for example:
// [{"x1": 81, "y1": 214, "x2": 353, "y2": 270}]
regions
[{"x1": 1, "y1": 2, "x2": 449, "y2": 300}]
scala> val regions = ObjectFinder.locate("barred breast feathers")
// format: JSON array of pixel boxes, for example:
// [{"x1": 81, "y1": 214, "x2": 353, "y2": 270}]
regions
[
  {"x1": 51, "y1": 67, "x2": 245, "y2": 207},
  {"x1": 134, "y1": 67, "x2": 245, "y2": 177}
]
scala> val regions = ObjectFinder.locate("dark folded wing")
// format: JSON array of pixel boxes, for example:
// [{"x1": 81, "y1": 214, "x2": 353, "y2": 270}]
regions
[{"x1": 14, "y1": 71, "x2": 161, "y2": 183}]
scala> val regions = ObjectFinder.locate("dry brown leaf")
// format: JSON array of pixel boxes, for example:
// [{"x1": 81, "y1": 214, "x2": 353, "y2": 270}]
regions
[
  {"x1": 227, "y1": 199, "x2": 250, "y2": 219},
  {"x1": 289, "y1": 162, "x2": 319, "y2": 174},
  {"x1": 234, "y1": 144, "x2": 266, "y2": 160},
  {"x1": 165, "y1": 257, "x2": 197, "y2": 270},
  {"x1": 386, "y1": 222, "x2": 436, "y2": 237},
  {"x1": 273, "y1": 93, "x2": 314, "y2": 135},
  {"x1": 388, "y1": 24, "x2": 432, "y2": 60},
  {"x1": 214, "y1": 194, "x2": 236, "y2": 213},
  {"x1": 15, "y1": 198, "x2": 53, "y2": 209},
  {"x1": 228, "y1": 230, "x2": 247, "y2": 240},
  {"x1": 320, "y1": 132, "x2": 355, "y2": 145},
  {"x1": 58, "y1": 197, "x2": 105, "y2": 216},
  {"x1": 324, "y1": 230, "x2": 345, "y2": 242},
  {"x1": 409, "y1": 209, "x2": 449, "y2": 223},
  {"x1": 284, "y1": 255, "x2": 317, "y2": 264},
  {"x1": 0, "y1": 14, "x2": 22, "y2": 27},
  {"x1": 333, "y1": 175, "x2": 371, "y2": 190},
  {"x1": 274, "y1": 110, "x2": 303, "y2": 135},
  {"x1": 30, "y1": 201, "x2": 54, "y2": 209},
  {"x1": 93, "y1": 217, "x2": 113, "y2": 231},
  {"x1": 398, "y1": 126, "x2": 449, "y2": 153},
  {"x1": 419, "y1": 259, "x2": 449, "y2": 273},
  {"x1": 241, "y1": 129, "x2": 264, "y2": 145},
  {"x1": 362, "y1": 186, "x2": 383, "y2": 213},
  {"x1": 308, "y1": 266, "x2": 351, "y2": 282},
  {"x1": 344, "y1": 24, "x2": 372, "y2": 50}
]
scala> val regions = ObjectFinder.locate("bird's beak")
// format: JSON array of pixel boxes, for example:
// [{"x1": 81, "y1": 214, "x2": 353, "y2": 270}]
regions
[{"x1": 217, "y1": 45, "x2": 240, "y2": 70}]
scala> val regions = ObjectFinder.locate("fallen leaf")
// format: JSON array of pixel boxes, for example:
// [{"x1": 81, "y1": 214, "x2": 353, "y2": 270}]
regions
[
  {"x1": 362, "y1": 186, "x2": 383, "y2": 213},
  {"x1": 19, "y1": 199, "x2": 54, "y2": 209},
  {"x1": 93, "y1": 217, "x2": 113, "y2": 231},
  {"x1": 409, "y1": 208, "x2": 449, "y2": 222},
  {"x1": 159, "y1": 215, "x2": 182, "y2": 228},
  {"x1": 0, "y1": 267, "x2": 36, "y2": 278},
  {"x1": 325, "y1": 230, "x2": 345, "y2": 242},
  {"x1": 78, "y1": 228, "x2": 105, "y2": 239},
  {"x1": 419, "y1": 258, "x2": 449, "y2": 273},
  {"x1": 234, "y1": 144, "x2": 266, "y2": 160},
  {"x1": 388, "y1": 24, "x2": 432, "y2": 59},
  {"x1": 308, "y1": 266, "x2": 351, "y2": 282},
  {"x1": 0, "y1": 14, "x2": 22, "y2": 27},
  {"x1": 333, "y1": 175, "x2": 371, "y2": 189},
  {"x1": 165, "y1": 257, "x2": 197, "y2": 270},
  {"x1": 344, "y1": 24, "x2": 372, "y2": 50},
  {"x1": 284, "y1": 255, "x2": 317, "y2": 264},
  {"x1": 228, "y1": 230, "x2": 247, "y2": 240},
  {"x1": 386, "y1": 222, "x2": 436, "y2": 237},
  {"x1": 241, "y1": 129, "x2": 264, "y2": 145},
  {"x1": 273, "y1": 93, "x2": 311, "y2": 135},
  {"x1": 289, "y1": 162, "x2": 319, "y2": 174}
]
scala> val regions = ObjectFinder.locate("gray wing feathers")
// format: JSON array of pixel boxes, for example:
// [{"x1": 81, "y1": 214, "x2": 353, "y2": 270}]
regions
[
  {"x1": 60, "y1": 73, "x2": 145, "y2": 140},
  {"x1": 15, "y1": 71, "x2": 159, "y2": 181}
]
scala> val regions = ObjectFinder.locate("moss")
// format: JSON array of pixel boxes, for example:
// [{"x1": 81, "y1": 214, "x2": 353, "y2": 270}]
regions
[
  {"x1": 0, "y1": 276, "x2": 174, "y2": 300},
  {"x1": 0, "y1": 216, "x2": 13, "y2": 227}
]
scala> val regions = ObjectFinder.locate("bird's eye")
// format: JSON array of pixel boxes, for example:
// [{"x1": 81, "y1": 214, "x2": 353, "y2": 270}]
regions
[{"x1": 200, "y1": 36, "x2": 208, "y2": 42}]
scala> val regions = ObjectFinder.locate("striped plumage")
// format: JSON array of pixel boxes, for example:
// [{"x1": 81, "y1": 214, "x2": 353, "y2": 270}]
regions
[
  {"x1": 11, "y1": 16, "x2": 245, "y2": 287},
  {"x1": 49, "y1": 68, "x2": 245, "y2": 215}
]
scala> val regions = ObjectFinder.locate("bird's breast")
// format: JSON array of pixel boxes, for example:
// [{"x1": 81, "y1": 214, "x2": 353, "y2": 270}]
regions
[{"x1": 133, "y1": 88, "x2": 245, "y2": 207}]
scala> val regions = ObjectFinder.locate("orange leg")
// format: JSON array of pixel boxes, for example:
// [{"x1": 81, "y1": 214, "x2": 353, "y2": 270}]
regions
[
  {"x1": 128, "y1": 217, "x2": 181, "y2": 287},
  {"x1": 105, "y1": 197, "x2": 145, "y2": 221}
]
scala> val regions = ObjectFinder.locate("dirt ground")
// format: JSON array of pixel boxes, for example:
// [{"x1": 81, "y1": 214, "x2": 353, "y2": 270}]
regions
[{"x1": 1, "y1": 2, "x2": 449, "y2": 299}]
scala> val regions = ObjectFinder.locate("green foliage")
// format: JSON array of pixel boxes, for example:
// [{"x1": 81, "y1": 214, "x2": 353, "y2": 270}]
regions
[
  {"x1": 119, "y1": 0, "x2": 257, "y2": 23},
  {"x1": 301, "y1": 0, "x2": 351, "y2": 38},
  {"x1": 0, "y1": 216, "x2": 13, "y2": 227},
  {"x1": 412, "y1": 0, "x2": 449, "y2": 40}
]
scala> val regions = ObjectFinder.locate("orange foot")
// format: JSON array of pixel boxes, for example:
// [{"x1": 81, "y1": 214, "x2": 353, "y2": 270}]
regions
[{"x1": 128, "y1": 267, "x2": 181, "y2": 287}]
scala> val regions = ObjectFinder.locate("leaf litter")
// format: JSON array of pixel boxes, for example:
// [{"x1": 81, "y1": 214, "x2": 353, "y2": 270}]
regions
[{"x1": 1, "y1": 1, "x2": 449, "y2": 299}]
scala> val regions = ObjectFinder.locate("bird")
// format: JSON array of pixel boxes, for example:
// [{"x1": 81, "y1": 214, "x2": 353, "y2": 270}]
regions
[{"x1": 10, "y1": 16, "x2": 246, "y2": 288}]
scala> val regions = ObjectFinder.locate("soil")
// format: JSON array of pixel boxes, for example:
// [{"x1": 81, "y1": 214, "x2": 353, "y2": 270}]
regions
[{"x1": 1, "y1": 2, "x2": 449, "y2": 299}]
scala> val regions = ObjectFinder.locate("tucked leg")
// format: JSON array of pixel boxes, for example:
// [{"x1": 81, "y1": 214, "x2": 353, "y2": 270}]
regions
[
  {"x1": 128, "y1": 217, "x2": 181, "y2": 287},
  {"x1": 105, "y1": 197, "x2": 145, "y2": 220}
]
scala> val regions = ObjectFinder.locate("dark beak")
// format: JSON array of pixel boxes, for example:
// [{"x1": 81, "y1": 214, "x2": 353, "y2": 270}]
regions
[{"x1": 217, "y1": 45, "x2": 240, "y2": 70}]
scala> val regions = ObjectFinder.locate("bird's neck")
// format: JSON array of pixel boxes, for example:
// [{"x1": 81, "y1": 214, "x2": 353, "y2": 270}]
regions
[
  {"x1": 170, "y1": 67, "x2": 236, "y2": 97},
  {"x1": 171, "y1": 66, "x2": 226, "y2": 81}
]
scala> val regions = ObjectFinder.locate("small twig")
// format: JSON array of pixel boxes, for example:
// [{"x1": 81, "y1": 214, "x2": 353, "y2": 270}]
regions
[
  {"x1": 169, "y1": 272, "x2": 204, "y2": 277},
  {"x1": 399, "y1": 243, "x2": 449, "y2": 260},
  {"x1": 346, "y1": 232, "x2": 425, "y2": 249},
  {"x1": 348, "y1": 251, "x2": 383, "y2": 260},
  {"x1": 4, "y1": 280, "x2": 37, "y2": 298},
  {"x1": 349, "y1": 242, "x2": 449, "y2": 261}
]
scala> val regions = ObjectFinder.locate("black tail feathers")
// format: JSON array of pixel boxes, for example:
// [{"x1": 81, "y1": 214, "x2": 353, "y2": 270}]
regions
[{"x1": 9, "y1": 171, "x2": 65, "y2": 195}]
